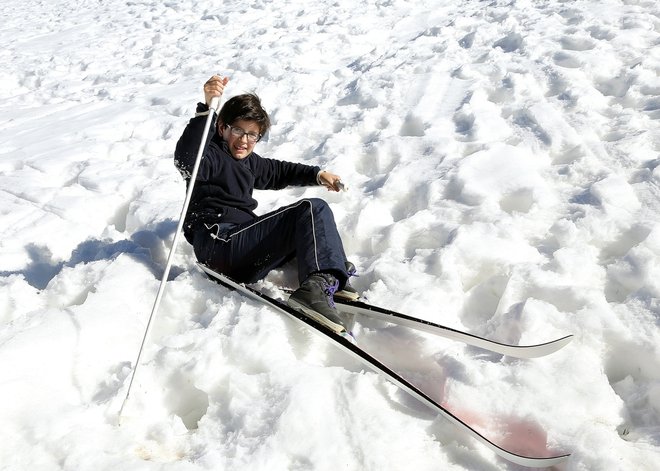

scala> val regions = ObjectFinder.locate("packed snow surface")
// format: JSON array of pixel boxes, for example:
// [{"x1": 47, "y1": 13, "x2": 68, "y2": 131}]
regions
[{"x1": 1, "y1": 0, "x2": 660, "y2": 469}]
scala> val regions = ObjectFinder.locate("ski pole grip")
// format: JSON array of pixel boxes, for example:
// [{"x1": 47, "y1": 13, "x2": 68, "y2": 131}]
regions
[{"x1": 209, "y1": 95, "x2": 221, "y2": 112}]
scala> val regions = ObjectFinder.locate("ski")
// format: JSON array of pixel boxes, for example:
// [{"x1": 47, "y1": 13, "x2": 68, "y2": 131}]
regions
[
  {"x1": 333, "y1": 298, "x2": 573, "y2": 359},
  {"x1": 280, "y1": 290, "x2": 572, "y2": 358},
  {"x1": 197, "y1": 263, "x2": 570, "y2": 467}
]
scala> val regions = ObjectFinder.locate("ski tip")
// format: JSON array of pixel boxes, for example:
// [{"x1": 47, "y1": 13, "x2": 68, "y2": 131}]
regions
[
  {"x1": 558, "y1": 334, "x2": 574, "y2": 345},
  {"x1": 504, "y1": 451, "x2": 571, "y2": 468},
  {"x1": 515, "y1": 334, "x2": 573, "y2": 358},
  {"x1": 545, "y1": 334, "x2": 574, "y2": 351}
]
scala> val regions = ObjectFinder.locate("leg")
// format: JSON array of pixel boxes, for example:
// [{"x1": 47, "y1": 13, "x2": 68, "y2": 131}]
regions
[
  {"x1": 193, "y1": 198, "x2": 349, "y2": 286},
  {"x1": 290, "y1": 198, "x2": 348, "y2": 286}
]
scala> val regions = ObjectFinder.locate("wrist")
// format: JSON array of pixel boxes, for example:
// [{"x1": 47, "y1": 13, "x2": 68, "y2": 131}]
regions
[{"x1": 195, "y1": 102, "x2": 213, "y2": 117}]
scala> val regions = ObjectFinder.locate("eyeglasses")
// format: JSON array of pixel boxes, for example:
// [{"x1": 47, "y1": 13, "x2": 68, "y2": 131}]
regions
[{"x1": 225, "y1": 125, "x2": 261, "y2": 144}]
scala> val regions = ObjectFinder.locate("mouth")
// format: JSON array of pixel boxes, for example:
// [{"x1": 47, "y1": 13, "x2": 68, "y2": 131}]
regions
[{"x1": 233, "y1": 144, "x2": 249, "y2": 155}]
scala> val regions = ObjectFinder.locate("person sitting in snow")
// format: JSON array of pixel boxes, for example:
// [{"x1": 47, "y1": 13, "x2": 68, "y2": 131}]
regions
[{"x1": 174, "y1": 75, "x2": 357, "y2": 338}]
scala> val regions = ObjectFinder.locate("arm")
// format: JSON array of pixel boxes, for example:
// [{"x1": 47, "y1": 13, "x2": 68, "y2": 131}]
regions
[
  {"x1": 252, "y1": 155, "x2": 321, "y2": 190},
  {"x1": 251, "y1": 156, "x2": 345, "y2": 192},
  {"x1": 174, "y1": 103, "x2": 218, "y2": 182},
  {"x1": 174, "y1": 75, "x2": 230, "y2": 182}
]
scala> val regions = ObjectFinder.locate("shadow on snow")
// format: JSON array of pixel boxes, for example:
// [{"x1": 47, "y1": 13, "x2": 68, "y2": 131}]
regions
[{"x1": 1, "y1": 219, "x2": 179, "y2": 289}]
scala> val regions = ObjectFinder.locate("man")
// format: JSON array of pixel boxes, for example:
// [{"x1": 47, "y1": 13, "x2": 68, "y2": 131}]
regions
[{"x1": 174, "y1": 75, "x2": 356, "y2": 339}]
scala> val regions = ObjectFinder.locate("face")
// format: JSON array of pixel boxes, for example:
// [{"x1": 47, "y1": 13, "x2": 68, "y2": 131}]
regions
[{"x1": 220, "y1": 119, "x2": 261, "y2": 160}]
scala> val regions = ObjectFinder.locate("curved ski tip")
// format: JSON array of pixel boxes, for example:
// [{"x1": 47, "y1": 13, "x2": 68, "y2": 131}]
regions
[
  {"x1": 521, "y1": 334, "x2": 573, "y2": 358},
  {"x1": 548, "y1": 334, "x2": 574, "y2": 350},
  {"x1": 507, "y1": 451, "x2": 571, "y2": 468}
]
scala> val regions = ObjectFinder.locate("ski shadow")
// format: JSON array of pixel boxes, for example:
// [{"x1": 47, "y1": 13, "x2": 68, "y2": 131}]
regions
[
  {"x1": 0, "y1": 219, "x2": 180, "y2": 289},
  {"x1": 352, "y1": 319, "x2": 568, "y2": 468}
]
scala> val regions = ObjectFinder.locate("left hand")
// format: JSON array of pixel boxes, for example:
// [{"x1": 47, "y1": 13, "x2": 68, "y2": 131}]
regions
[
  {"x1": 318, "y1": 170, "x2": 344, "y2": 192},
  {"x1": 204, "y1": 75, "x2": 229, "y2": 107}
]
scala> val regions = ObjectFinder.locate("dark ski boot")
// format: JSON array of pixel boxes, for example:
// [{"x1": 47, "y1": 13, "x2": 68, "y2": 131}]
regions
[{"x1": 288, "y1": 273, "x2": 355, "y2": 341}]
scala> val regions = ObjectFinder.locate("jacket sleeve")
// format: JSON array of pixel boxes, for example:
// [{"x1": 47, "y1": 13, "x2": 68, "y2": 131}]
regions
[
  {"x1": 174, "y1": 103, "x2": 217, "y2": 183},
  {"x1": 251, "y1": 155, "x2": 321, "y2": 190}
]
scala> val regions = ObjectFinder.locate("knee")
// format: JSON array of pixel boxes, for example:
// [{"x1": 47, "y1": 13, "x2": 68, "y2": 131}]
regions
[{"x1": 304, "y1": 198, "x2": 331, "y2": 214}]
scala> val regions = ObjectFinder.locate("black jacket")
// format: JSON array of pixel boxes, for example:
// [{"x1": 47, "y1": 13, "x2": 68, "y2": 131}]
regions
[{"x1": 174, "y1": 103, "x2": 321, "y2": 241}]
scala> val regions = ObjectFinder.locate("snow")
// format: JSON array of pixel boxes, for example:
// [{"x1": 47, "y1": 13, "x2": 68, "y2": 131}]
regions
[{"x1": 1, "y1": 0, "x2": 660, "y2": 469}]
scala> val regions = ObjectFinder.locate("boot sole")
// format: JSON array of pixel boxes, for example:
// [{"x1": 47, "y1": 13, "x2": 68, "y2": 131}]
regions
[
  {"x1": 287, "y1": 298, "x2": 346, "y2": 334},
  {"x1": 335, "y1": 290, "x2": 360, "y2": 302}
]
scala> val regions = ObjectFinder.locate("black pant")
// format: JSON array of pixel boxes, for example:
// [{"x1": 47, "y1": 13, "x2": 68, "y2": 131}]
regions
[{"x1": 192, "y1": 198, "x2": 349, "y2": 287}]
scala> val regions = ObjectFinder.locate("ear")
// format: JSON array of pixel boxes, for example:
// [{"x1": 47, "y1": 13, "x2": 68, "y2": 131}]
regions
[{"x1": 217, "y1": 120, "x2": 227, "y2": 136}]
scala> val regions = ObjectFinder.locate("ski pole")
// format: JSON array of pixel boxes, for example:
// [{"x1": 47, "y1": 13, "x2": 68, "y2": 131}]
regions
[{"x1": 119, "y1": 94, "x2": 222, "y2": 421}]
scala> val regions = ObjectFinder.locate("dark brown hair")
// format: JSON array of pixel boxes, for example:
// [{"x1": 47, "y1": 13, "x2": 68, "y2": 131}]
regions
[{"x1": 218, "y1": 93, "x2": 271, "y2": 135}]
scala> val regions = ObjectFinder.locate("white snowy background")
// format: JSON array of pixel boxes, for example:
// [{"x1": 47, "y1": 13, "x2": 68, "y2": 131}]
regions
[{"x1": 1, "y1": 0, "x2": 659, "y2": 469}]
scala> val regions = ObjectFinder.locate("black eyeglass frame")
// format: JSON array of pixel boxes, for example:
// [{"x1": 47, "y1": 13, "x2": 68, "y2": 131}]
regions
[{"x1": 224, "y1": 124, "x2": 262, "y2": 143}]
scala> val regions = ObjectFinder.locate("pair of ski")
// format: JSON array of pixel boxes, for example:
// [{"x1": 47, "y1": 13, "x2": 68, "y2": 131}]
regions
[{"x1": 198, "y1": 263, "x2": 572, "y2": 467}]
